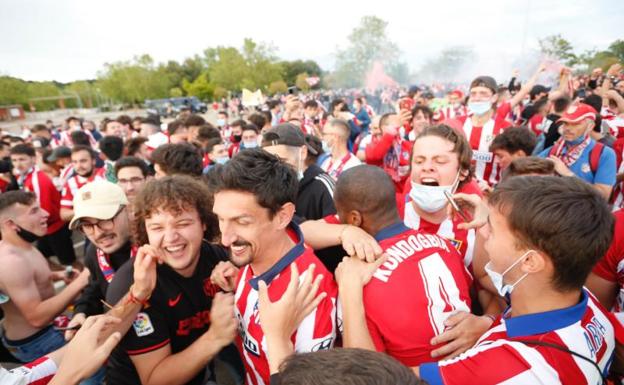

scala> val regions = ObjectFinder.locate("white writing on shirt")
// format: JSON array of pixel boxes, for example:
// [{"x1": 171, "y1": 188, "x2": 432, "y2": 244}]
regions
[{"x1": 373, "y1": 233, "x2": 450, "y2": 283}]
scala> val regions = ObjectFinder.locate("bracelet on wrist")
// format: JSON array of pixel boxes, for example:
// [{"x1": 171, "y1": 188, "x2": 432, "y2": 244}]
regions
[{"x1": 126, "y1": 284, "x2": 151, "y2": 307}]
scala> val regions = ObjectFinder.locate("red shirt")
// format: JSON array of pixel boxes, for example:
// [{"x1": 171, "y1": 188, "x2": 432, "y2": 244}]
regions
[
  {"x1": 365, "y1": 133, "x2": 413, "y2": 192},
  {"x1": 364, "y1": 222, "x2": 472, "y2": 366},
  {"x1": 592, "y1": 209, "x2": 624, "y2": 315},
  {"x1": 60, "y1": 168, "x2": 106, "y2": 208},
  {"x1": 18, "y1": 168, "x2": 64, "y2": 234},
  {"x1": 234, "y1": 224, "x2": 338, "y2": 385}
]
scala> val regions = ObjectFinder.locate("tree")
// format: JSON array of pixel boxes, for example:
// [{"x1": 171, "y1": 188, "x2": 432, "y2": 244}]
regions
[
  {"x1": 280, "y1": 60, "x2": 323, "y2": 85},
  {"x1": 182, "y1": 72, "x2": 214, "y2": 100},
  {"x1": 295, "y1": 73, "x2": 310, "y2": 92},
  {"x1": 608, "y1": 40, "x2": 624, "y2": 63},
  {"x1": 268, "y1": 80, "x2": 288, "y2": 95},
  {"x1": 97, "y1": 54, "x2": 173, "y2": 104},
  {"x1": 539, "y1": 34, "x2": 577, "y2": 66},
  {"x1": 0, "y1": 76, "x2": 29, "y2": 107},
  {"x1": 333, "y1": 16, "x2": 404, "y2": 88}
]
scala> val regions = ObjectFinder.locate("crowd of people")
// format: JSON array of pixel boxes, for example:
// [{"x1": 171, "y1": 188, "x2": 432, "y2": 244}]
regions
[{"x1": 0, "y1": 60, "x2": 623, "y2": 385}]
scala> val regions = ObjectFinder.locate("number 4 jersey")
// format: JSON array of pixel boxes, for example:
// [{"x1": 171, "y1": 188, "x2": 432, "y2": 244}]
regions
[{"x1": 364, "y1": 222, "x2": 473, "y2": 367}]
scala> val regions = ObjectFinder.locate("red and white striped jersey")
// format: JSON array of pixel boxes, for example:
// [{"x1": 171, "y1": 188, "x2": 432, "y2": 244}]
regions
[
  {"x1": 320, "y1": 152, "x2": 361, "y2": 180},
  {"x1": 364, "y1": 222, "x2": 472, "y2": 366},
  {"x1": 458, "y1": 103, "x2": 512, "y2": 185},
  {"x1": 420, "y1": 289, "x2": 624, "y2": 385},
  {"x1": 403, "y1": 196, "x2": 476, "y2": 270},
  {"x1": 234, "y1": 224, "x2": 338, "y2": 385},
  {"x1": 613, "y1": 151, "x2": 624, "y2": 211},
  {"x1": 0, "y1": 357, "x2": 57, "y2": 385},
  {"x1": 60, "y1": 168, "x2": 106, "y2": 208},
  {"x1": 592, "y1": 210, "x2": 624, "y2": 323},
  {"x1": 17, "y1": 168, "x2": 64, "y2": 235}
]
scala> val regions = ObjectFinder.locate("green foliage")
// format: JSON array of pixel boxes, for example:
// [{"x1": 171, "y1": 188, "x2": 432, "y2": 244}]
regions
[
  {"x1": 281, "y1": 60, "x2": 322, "y2": 85},
  {"x1": 268, "y1": 80, "x2": 288, "y2": 95},
  {"x1": 539, "y1": 34, "x2": 577, "y2": 66},
  {"x1": 333, "y1": 16, "x2": 404, "y2": 88},
  {"x1": 182, "y1": 72, "x2": 214, "y2": 100},
  {"x1": 539, "y1": 35, "x2": 622, "y2": 71}
]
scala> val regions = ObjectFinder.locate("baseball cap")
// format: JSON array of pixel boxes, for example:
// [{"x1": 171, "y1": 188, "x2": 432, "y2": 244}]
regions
[
  {"x1": 530, "y1": 85, "x2": 551, "y2": 99},
  {"x1": 69, "y1": 181, "x2": 128, "y2": 230},
  {"x1": 470, "y1": 76, "x2": 498, "y2": 94},
  {"x1": 261, "y1": 123, "x2": 306, "y2": 148},
  {"x1": 557, "y1": 103, "x2": 597, "y2": 124},
  {"x1": 46, "y1": 146, "x2": 71, "y2": 162}
]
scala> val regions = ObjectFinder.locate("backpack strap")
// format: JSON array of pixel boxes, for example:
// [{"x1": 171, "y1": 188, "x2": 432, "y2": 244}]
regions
[{"x1": 590, "y1": 142, "x2": 605, "y2": 175}]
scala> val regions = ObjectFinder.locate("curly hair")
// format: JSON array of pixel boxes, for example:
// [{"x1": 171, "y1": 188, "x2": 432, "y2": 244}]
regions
[{"x1": 132, "y1": 175, "x2": 219, "y2": 245}]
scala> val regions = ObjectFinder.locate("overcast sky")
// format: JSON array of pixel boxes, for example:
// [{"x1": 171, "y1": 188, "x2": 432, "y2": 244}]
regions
[{"x1": 1, "y1": 0, "x2": 622, "y2": 83}]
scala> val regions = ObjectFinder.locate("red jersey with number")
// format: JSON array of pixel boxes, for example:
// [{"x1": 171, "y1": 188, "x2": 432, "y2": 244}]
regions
[
  {"x1": 362, "y1": 222, "x2": 471, "y2": 366},
  {"x1": 420, "y1": 290, "x2": 624, "y2": 385},
  {"x1": 234, "y1": 224, "x2": 338, "y2": 385},
  {"x1": 60, "y1": 168, "x2": 106, "y2": 208},
  {"x1": 457, "y1": 103, "x2": 512, "y2": 185},
  {"x1": 592, "y1": 209, "x2": 624, "y2": 321}
]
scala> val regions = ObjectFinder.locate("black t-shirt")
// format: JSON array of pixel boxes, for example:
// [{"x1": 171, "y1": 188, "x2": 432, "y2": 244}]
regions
[
  {"x1": 105, "y1": 243, "x2": 228, "y2": 385},
  {"x1": 74, "y1": 242, "x2": 132, "y2": 316}
]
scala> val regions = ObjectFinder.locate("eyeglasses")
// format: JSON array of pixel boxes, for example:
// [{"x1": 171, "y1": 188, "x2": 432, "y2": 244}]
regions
[
  {"x1": 117, "y1": 177, "x2": 145, "y2": 185},
  {"x1": 78, "y1": 206, "x2": 125, "y2": 235}
]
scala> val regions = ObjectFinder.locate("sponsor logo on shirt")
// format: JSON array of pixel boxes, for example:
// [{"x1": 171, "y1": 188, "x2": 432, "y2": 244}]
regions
[
  {"x1": 133, "y1": 312, "x2": 155, "y2": 337},
  {"x1": 176, "y1": 310, "x2": 211, "y2": 336}
]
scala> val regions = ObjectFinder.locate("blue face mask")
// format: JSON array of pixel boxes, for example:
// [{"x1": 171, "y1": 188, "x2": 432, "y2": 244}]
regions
[
  {"x1": 215, "y1": 157, "x2": 229, "y2": 165},
  {"x1": 242, "y1": 141, "x2": 258, "y2": 149},
  {"x1": 468, "y1": 101, "x2": 492, "y2": 116},
  {"x1": 216, "y1": 119, "x2": 226, "y2": 127}
]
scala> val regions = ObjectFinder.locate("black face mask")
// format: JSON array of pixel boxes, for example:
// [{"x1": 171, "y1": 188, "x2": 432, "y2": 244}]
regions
[
  {"x1": 232, "y1": 135, "x2": 242, "y2": 143},
  {"x1": 15, "y1": 224, "x2": 42, "y2": 243}
]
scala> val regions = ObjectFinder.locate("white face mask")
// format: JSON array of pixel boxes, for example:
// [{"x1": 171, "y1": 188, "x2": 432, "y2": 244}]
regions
[
  {"x1": 484, "y1": 250, "x2": 533, "y2": 298},
  {"x1": 467, "y1": 101, "x2": 492, "y2": 116},
  {"x1": 409, "y1": 171, "x2": 460, "y2": 213}
]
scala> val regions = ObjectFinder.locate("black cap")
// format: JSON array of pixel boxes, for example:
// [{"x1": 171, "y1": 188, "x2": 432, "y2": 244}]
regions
[
  {"x1": 46, "y1": 146, "x2": 71, "y2": 162},
  {"x1": 261, "y1": 123, "x2": 305, "y2": 147}
]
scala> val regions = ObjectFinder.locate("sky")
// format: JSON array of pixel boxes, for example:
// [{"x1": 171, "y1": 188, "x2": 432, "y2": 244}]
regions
[{"x1": 1, "y1": 0, "x2": 622, "y2": 83}]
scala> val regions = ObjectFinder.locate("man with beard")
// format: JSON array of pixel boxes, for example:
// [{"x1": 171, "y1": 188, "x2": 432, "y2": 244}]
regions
[
  {"x1": 210, "y1": 149, "x2": 338, "y2": 385},
  {"x1": 63, "y1": 181, "x2": 135, "y2": 340},
  {"x1": 0, "y1": 191, "x2": 90, "y2": 363},
  {"x1": 105, "y1": 176, "x2": 238, "y2": 385},
  {"x1": 60, "y1": 146, "x2": 105, "y2": 222}
]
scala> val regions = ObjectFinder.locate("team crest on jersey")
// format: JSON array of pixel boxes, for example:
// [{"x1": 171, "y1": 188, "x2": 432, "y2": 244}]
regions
[
  {"x1": 447, "y1": 238, "x2": 463, "y2": 253},
  {"x1": 133, "y1": 312, "x2": 154, "y2": 337},
  {"x1": 581, "y1": 163, "x2": 591, "y2": 173}
]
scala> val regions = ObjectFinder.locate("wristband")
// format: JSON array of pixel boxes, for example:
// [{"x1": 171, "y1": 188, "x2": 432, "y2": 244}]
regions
[{"x1": 126, "y1": 284, "x2": 151, "y2": 307}]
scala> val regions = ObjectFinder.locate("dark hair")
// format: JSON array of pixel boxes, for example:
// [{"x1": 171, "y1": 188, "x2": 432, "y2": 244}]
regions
[
  {"x1": 197, "y1": 124, "x2": 221, "y2": 142},
  {"x1": 553, "y1": 96, "x2": 571, "y2": 113},
  {"x1": 411, "y1": 105, "x2": 433, "y2": 121},
  {"x1": 116, "y1": 114, "x2": 132, "y2": 127},
  {"x1": 133, "y1": 176, "x2": 218, "y2": 245},
  {"x1": 470, "y1": 76, "x2": 497, "y2": 94},
  {"x1": 0, "y1": 191, "x2": 36, "y2": 214},
  {"x1": 185, "y1": 114, "x2": 206, "y2": 127},
  {"x1": 335, "y1": 165, "x2": 398, "y2": 221},
  {"x1": 304, "y1": 100, "x2": 319, "y2": 109},
  {"x1": 167, "y1": 119, "x2": 186, "y2": 136},
  {"x1": 261, "y1": 110, "x2": 273, "y2": 127},
  {"x1": 277, "y1": 348, "x2": 423, "y2": 385},
  {"x1": 125, "y1": 137, "x2": 148, "y2": 157},
  {"x1": 99, "y1": 135, "x2": 124, "y2": 161},
  {"x1": 70, "y1": 130, "x2": 91, "y2": 147},
  {"x1": 205, "y1": 138, "x2": 224, "y2": 154},
  {"x1": 151, "y1": 143, "x2": 202, "y2": 177},
  {"x1": 504, "y1": 157, "x2": 555, "y2": 179},
  {"x1": 32, "y1": 124, "x2": 48, "y2": 133},
  {"x1": 242, "y1": 124, "x2": 259, "y2": 135},
  {"x1": 115, "y1": 156, "x2": 150, "y2": 178},
  {"x1": 217, "y1": 110, "x2": 229, "y2": 118},
  {"x1": 489, "y1": 126, "x2": 537, "y2": 156},
  {"x1": 248, "y1": 113, "x2": 267, "y2": 129},
  {"x1": 10, "y1": 144, "x2": 35, "y2": 157},
  {"x1": 210, "y1": 149, "x2": 297, "y2": 218},
  {"x1": 414, "y1": 124, "x2": 474, "y2": 186},
  {"x1": 71, "y1": 145, "x2": 96, "y2": 160},
  {"x1": 489, "y1": 176, "x2": 614, "y2": 291},
  {"x1": 305, "y1": 134, "x2": 323, "y2": 165}
]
